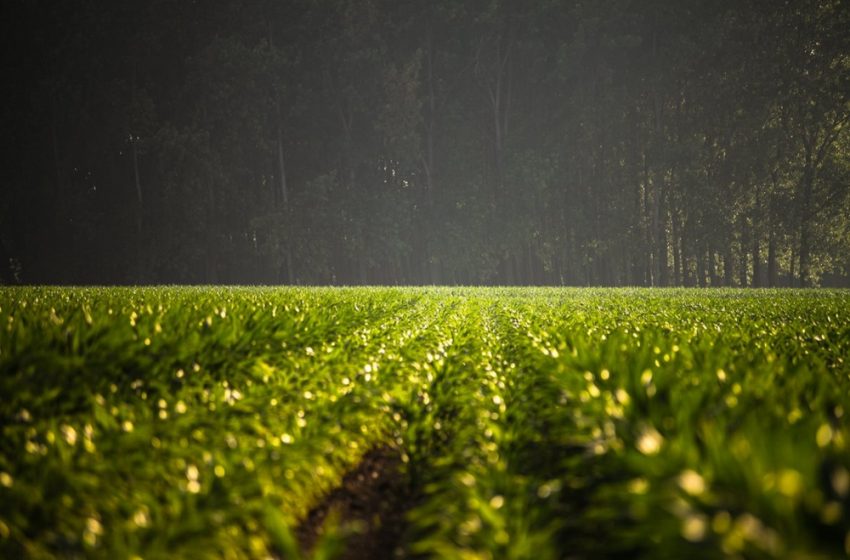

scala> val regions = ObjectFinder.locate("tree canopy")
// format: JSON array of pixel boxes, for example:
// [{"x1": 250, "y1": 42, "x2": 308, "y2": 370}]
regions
[{"x1": 2, "y1": 0, "x2": 849, "y2": 286}]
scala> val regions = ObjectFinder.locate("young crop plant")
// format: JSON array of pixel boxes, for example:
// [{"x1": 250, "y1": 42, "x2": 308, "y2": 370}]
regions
[{"x1": 1, "y1": 287, "x2": 849, "y2": 558}]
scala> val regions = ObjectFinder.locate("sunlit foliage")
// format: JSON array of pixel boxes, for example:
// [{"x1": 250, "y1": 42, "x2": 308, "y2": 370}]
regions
[{"x1": 1, "y1": 287, "x2": 849, "y2": 558}]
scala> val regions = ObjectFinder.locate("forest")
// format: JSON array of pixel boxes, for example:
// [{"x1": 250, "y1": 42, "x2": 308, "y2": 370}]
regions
[{"x1": 2, "y1": 0, "x2": 849, "y2": 286}]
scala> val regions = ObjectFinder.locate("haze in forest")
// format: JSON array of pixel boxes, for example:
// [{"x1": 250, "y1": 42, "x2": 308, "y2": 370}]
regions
[{"x1": 2, "y1": 0, "x2": 849, "y2": 286}]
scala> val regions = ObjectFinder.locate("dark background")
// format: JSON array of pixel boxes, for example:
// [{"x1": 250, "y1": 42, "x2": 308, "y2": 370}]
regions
[{"x1": 1, "y1": 0, "x2": 849, "y2": 286}]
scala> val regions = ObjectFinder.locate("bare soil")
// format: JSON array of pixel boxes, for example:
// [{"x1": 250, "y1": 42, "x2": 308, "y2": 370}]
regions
[{"x1": 296, "y1": 447, "x2": 412, "y2": 559}]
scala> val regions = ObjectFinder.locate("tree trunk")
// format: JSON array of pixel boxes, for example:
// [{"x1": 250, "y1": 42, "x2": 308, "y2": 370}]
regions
[
  {"x1": 767, "y1": 223, "x2": 777, "y2": 288},
  {"x1": 681, "y1": 218, "x2": 692, "y2": 287},
  {"x1": 656, "y1": 184, "x2": 669, "y2": 286},
  {"x1": 739, "y1": 217, "x2": 749, "y2": 287},
  {"x1": 642, "y1": 153, "x2": 654, "y2": 285},
  {"x1": 696, "y1": 247, "x2": 706, "y2": 287},
  {"x1": 423, "y1": 24, "x2": 436, "y2": 200},
  {"x1": 205, "y1": 183, "x2": 218, "y2": 284},
  {"x1": 276, "y1": 120, "x2": 294, "y2": 285},
  {"x1": 752, "y1": 186, "x2": 762, "y2": 287},
  {"x1": 707, "y1": 247, "x2": 718, "y2": 286},
  {"x1": 767, "y1": 174, "x2": 779, "y2": 288},
  {"x1": 276, "y1": 123, "x2": 289, "y2": 207},
  {"x1": 752, "y1": 235, "x2": 762, "y2": 288},
  {"x1": 798, "y1": 168, "x2": 814, "y2": 287},
  {"x1": 790, "y1": 245, "x2": 797, "y2": 287},
  {"x1": 724, "y1": 243, "x2": 734, "y2": 287},
  {"x1": 672, "y1": 214, "x2": 682, "y2": 286}
]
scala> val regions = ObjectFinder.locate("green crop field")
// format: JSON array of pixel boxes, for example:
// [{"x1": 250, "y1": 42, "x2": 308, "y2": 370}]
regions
[{"x1": 1, "y1": 287, "x2": 849, "y2": 559}]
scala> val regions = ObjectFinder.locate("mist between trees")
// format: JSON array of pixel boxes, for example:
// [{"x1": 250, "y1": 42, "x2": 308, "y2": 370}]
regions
[{"x1": 2, "y1": 0, "x2": 849, "y2": 286}]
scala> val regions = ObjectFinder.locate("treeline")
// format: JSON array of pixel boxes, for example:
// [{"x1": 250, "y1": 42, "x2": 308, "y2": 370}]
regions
[{"x1": 2, "y1": 0, "x2": 849, "y2": 286}]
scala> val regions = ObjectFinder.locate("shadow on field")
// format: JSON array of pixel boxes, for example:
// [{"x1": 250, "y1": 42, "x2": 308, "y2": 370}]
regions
[{"x1": 297, "y1": 447, "x2": 412, "y2": 559}]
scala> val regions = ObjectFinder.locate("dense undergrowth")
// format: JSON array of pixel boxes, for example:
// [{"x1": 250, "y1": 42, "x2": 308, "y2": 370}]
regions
[{"x1": 1, "y1": 287, "x2": 849, "y2": 558}]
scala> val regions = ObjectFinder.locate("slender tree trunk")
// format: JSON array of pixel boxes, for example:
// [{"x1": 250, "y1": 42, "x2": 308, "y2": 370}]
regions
[
  {"x1": 752, "y1": 185, "x2": 762, "y2": 287},
  {"x1": 724, "y1": 243, "x2": 734, "y2": 287},
  {"x1": 205, "y1": 183, "x2": 218, "y2": 284},
  {"x1": 696, "y1": 246, "x2": 706, "y2": 287},
  {"x1": 739, "y1": 216, "x2": 749, "y2": 287},
  {"x1": 767, "y1": 222, "x2": 777, "y2": 288},
  {"x1": 681, "y1": 217, "x2": 692, "y2": 287},
  {"x1": 423, "y1": 24, "x2": 436, "y2": 200},
  {"x1": 798, "y1": 166, "x2": 814, "y2": 287},
  {"x1": 767, "y1": 174, "x2": 779, "y2": 287},
  {"x1": 672, "y1": 211, "x2": 682, "y2": 285},
  {"x1": 656, "y1": 183, "x2": 669, "y2": 286},
  {"x1": 276, "y1": 123, "x2": 289, "y2": 207},
  {"x1": 790, "y1": 245, "x2": 797, "y2": 287},
  {"x1": 721, "y1": 190, "x2": 734, "y2": 285},
  {"x1": 276, "y1": 120, "x2": 294, "y2": 285},
  {"x1": 707, "y1": 247, "x2": 718, "y2": 286},
  {"x1": 642, "y1": 153, "x2": 654, "y2": 285},
  {"x1": 649, "y1": 25, "x2": 667, "y2": 286},
  {"x1": 752, "y1": 235, "x2": 762, "y2": 288},
  {"x1": 478, "y1": 23, "x2": 513, "y2": 205},
  {"x1": 131, "y1": 137, "x2": 144, "y2": 276}
]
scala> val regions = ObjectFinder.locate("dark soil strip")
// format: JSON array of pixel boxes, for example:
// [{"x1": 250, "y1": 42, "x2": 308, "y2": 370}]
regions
[{"x1": 296, "y1": 447, "x2": 412, "y2": 559}]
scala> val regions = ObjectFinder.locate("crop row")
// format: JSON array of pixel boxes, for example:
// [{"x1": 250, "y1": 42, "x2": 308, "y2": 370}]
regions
[{"x1": 1, "y1": 288, "x2": 849, "y2": 558}]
